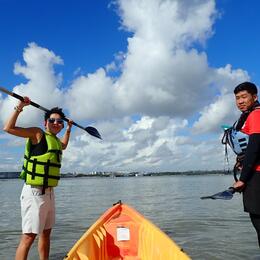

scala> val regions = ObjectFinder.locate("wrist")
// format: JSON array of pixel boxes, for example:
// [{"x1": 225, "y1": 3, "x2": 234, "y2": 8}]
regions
[{"x1": 14, "y1": 106, "x2": 23, "y2": 113}]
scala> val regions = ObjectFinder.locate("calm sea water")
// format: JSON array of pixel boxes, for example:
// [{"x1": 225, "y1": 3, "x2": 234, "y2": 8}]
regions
[{"x1": 1, "y1": 175, "x2": 260, "y2": 260}]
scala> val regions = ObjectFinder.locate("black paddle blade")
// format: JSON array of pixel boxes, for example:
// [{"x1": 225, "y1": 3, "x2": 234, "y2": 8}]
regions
[
  {"x1": 200, "y1": 187, "x2": 235, "y2": 200},
  {"x1": 85, "y1": 126, "x2": 102, "y2": 139}
]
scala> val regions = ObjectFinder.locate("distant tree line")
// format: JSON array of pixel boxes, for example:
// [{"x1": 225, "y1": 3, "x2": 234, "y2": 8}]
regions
[{"x1": 0, "y1": 170, "x2": 231, "y2": 179}]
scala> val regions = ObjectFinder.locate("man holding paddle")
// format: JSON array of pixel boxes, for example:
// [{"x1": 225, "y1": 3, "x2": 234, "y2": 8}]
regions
[
  {"x1": 231, "y1": 82, "x2": 260, "y2": 247},
  {"x1": 3, "y1": 96, "x2": 73, "y2": 260}
]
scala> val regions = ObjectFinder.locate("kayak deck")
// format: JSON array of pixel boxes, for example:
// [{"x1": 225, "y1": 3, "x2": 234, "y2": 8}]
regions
[{"x1": 64, "y1": 201, "x2": 190, "y2": 260}]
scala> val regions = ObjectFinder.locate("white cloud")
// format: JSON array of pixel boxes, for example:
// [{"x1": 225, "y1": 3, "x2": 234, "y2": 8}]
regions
[
  {"x1": 192, "y1": 64, "x2": 250, "y2": 133},
  {"x1": 0, "y1": 0, "x2": 251, "y2": 172},
  {"x1": 0, "y1": 42, "x2": 64, "y2": 127},
  {"x1": 193, "y1": 93, "x2": 236, "y2": 134},
  {"x1": 64, "y1": 68, "x2": 119, "y2": 120},
  {"x1": 117, "y1": 0, "x2": 216, "y2": 46},
  {"x1": 62, "y1": 116, "x2": 194, "y2": 172},
  {"x1": 63, "y1": 0, "x2": 219, "y2": 119}
]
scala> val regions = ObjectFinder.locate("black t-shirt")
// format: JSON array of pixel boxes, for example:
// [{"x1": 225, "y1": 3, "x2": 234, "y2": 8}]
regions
[{"x1": 30, "y1": 134, "x2": 48, "y2": 156}]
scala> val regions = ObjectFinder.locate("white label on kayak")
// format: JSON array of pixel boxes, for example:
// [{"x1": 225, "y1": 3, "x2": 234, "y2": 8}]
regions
[{"x1": 117, "y1": 227, "x2": 130, "y2": 241}]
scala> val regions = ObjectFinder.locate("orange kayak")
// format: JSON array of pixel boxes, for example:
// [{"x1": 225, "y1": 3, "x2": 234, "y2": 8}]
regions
[{"x1": 64, "y1": 201, "x2": 190, "y2": 260}]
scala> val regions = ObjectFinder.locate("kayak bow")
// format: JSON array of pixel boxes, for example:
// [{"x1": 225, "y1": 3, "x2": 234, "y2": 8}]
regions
[{"x1": 64, "y1": 201, "x2": 190, "y2": 260}]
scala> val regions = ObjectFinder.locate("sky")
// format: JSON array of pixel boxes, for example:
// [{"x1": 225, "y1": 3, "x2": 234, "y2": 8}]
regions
[{"x1": 0, "y1": 0, "x2": 260, "y2": 173}]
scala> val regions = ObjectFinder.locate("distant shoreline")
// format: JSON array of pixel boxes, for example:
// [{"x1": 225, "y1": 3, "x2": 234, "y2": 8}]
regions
[{"x1": 0, "y1": 170, "x2": 232, "y2": 179}]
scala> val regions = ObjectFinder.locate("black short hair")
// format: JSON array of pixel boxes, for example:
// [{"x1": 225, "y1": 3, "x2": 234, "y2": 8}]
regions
[
  {"x1": 44, "y1": 107, "x2": 65, "y2": 121},
  {"x1": 234, "y1": 82, "x2": 258, "y2": 95}
]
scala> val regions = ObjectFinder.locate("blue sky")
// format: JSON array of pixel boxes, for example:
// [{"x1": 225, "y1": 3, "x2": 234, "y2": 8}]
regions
[
  {"x1": 0, "y1": 0, "x2": 129, "y2": 87},
  {"x1": 206, "y1": 0, "x2": 260, "y2": 83},
  {"x1": 1, "y1": 0, "x2": 259, "y2": 87},
  {"x1": 0, "y1": 0, "x2": 259, "y2": 172}
]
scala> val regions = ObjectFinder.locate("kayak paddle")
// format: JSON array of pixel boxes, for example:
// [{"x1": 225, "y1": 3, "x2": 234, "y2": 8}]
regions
[
  {"x1": 200, "y1": 187, "x2": 236, "y2": 200},
  {"x1": 0, "y1": 86, "x2": 102, "y2": 139}
]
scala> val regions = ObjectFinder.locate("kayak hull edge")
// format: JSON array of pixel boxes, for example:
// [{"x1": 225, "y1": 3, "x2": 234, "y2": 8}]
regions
[{"x1": 64, "y1": 202, "x2": 191, "y2": 260}]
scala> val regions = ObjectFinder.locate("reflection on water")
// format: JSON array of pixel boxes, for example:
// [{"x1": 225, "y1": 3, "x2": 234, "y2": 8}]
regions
[{"x1": 0, "y1": 175, "x2": 260, "y2": 260}]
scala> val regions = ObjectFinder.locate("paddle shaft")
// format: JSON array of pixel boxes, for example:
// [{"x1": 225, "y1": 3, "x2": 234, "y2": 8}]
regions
[
  {"x1": 0, "y1": 86, "x2": 101, "y2": 138},
  {"x1": 0, "y1": 87, "x2": 49, "y2": 112}
]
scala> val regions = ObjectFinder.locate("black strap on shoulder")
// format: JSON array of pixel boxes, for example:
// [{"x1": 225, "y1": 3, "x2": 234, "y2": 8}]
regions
[{"x1": 236, "y1": 101, "x2": 260, "y2": 131}]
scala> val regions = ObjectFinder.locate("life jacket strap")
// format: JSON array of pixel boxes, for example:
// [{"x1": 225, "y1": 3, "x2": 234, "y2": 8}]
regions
[
  {"x1": 22, "y1": 164, "x2": 60, "y2": 196},
  {"x1": 24, "y1": 155, "x2": 61, "y2": 168},
  {"x1": 23, "y1": 166, "x2": 60, "y2": 180},
  {"x1": 22, "y1": 166, "x2": 60, "y2": 180},
  {"x1": 48, "y1": 149, "x2": 62, "y2": 163},
  {"x1": 31, "y1": 158, "x2": 37, "y2": 180},
  {"x1": 42, "y1": 160, "x2": 51, "y2": 195},
  {"x1": 221, "y1": 128, "x2": 231, "y2": 173}
]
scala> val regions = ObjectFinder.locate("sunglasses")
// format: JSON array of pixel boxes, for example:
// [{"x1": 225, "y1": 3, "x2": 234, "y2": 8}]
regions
[{"x1": 47, "y1": 118, "x2": 64, "y2": 124}]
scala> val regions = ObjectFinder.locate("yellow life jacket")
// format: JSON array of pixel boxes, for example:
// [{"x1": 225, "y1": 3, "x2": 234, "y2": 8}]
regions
[{"x1": 21, "y1": 131, "x2": 62, "y2": 187}]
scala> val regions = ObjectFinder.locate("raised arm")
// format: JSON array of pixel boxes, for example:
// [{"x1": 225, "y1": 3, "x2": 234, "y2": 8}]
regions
[
  {"x1": 60, "y1": 119, "x2": 73, "y2": 150},
  {"x1": 3, "y1": 97, "x2": 42, "y2": 143}
]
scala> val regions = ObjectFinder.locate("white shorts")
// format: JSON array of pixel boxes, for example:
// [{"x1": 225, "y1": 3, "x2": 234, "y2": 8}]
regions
[{"x1": 20, "y1": 184, "x2": 55, "y2": 234}]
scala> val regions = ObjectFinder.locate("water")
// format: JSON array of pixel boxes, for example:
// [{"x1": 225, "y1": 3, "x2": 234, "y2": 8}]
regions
[{"x1": 1, "y1": 175, "x2": 260, "y2": 260}]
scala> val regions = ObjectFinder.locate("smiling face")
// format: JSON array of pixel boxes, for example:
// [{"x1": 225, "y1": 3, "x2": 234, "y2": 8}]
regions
[
  {"x1": 235, "y1": 90, "x2": 258, "y2": 112},
  {"x1": 45, "y1": 113, "x2": 64, "y2": 135}
]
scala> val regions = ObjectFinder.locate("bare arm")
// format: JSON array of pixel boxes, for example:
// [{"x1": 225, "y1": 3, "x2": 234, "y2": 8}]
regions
[
  {"x1": 60, "y1": 119, "x2": 73, "y2": 150},
  {"x1": 3, "y1": 97, "x2": 42, "y2": 144}
]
